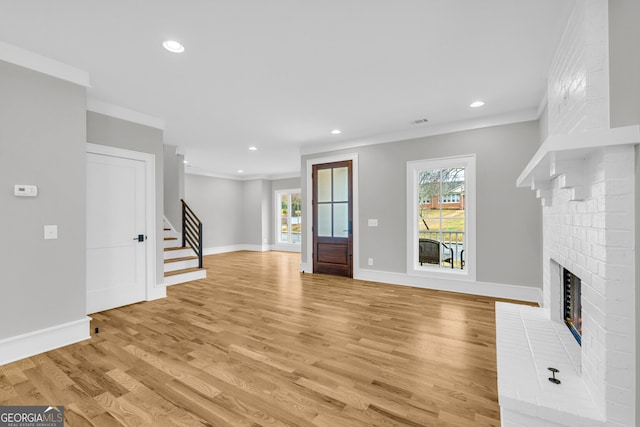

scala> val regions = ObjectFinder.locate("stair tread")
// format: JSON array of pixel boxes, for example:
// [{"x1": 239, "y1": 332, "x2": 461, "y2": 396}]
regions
[
  {"x1": 163, "y1": 228, "x2": 171, "y2": 231},
  {"x1": 164, "y1": 267, "x2": 205, "y2": 277},
  {"x1": 164, "y1": 246, "x2": 189, "y2": 251},
  {"x1": 164, "y1": 237, "x2": 178, "y2": 241},
  {"x1": 164, "y1": 256, "x2": 198, "y2": 263}
]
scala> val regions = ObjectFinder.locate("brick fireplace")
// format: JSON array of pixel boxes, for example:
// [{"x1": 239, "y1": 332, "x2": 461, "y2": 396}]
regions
[
  {"x1": 546, "y1": 144, "x2": 634, "y2": 425},
  {"x1": 497, "y1": 140, "x2": 637, "y2": 427},
  {"x1": 496, "y1": 1, "x2": 637, "y2": 426}
]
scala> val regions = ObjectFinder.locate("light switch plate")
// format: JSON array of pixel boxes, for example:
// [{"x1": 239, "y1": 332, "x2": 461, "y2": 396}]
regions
[
  {"x1": 44, "y1": 225, "x2": 58, "y2": 240},
  {"x1": 368, "y1": 219, "x2": 378, "y2": 227}
]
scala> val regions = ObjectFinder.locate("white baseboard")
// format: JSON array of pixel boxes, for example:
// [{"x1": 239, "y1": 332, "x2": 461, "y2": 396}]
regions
[
  {"x1": 245, "y1": 244, "x2": 270, "y2": 252},
  {"x1": 147, "y1": 283, "x2": 167, "y2": 301},
  {"x1": 204, "y1": 245, "x2": 246, "y2": 255},
  {"x1": 356, "y1": 268, "x2": 542, "y2": 304},
  {"x1": 0, "y1": 317, "x2": 91, "y2": 366},
  {"x1": 271, "y1": 243, "x2": 302, "y2": 253},
  {"x1": 300, "y1": 262, "x2": 312, "y2": 273},
  {"x1": 204, "y1": 244, "x2": 273, "y2": 255}
]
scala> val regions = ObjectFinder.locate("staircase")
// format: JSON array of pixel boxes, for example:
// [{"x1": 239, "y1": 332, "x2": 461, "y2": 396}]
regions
[{"x1": 163, "y1": 203, "x2": 206, "y2": 285}]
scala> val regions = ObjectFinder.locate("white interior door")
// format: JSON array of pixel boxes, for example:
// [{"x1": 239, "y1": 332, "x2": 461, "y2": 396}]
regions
[{"x1": 86, "y1": 152, "x2": 146, "y2": 314}]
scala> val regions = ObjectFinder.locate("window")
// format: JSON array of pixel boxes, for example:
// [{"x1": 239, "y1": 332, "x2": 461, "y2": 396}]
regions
[
  {"x1": 275, "y1": 189, "x2": 301, "y2": 244},
  {"x1": 407, "y1": 155, "x2": 475, "y2": 279}
]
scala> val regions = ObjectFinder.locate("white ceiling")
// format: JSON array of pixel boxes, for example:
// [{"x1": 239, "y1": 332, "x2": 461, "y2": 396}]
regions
[{"x1": 0, "y1": 0, "x2": 573, "y2": 179}]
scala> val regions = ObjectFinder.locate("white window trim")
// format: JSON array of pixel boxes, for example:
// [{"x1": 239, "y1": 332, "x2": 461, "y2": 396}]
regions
[
  {"x1": 406, "y1": 154, "x2": 476, "y2": 281},
  {"x1": 274, "y1": 188, "x2": 301, "y2": 249}
]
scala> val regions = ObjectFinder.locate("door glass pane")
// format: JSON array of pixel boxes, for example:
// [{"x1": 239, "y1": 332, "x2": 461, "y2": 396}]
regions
[
  {"x1": 317, "y1": 204, "x2": 332, "y2": 237},
  {"x1": 333, "y1": 167, "x2": 348, "y2": 202},
  {"x1": 333, "y1": 203, "x2": 348, "y2": 238},
  {"x1": 317, "y1": 169, "x2": 332, "y2": 203}
]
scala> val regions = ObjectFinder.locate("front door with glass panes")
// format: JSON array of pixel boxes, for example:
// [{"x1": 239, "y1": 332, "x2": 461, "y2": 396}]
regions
[{"x1": 312, "y1": 160, "x2": 353, "y2": 277}]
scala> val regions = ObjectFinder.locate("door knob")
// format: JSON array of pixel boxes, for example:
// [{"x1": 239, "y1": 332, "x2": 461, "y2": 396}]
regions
[{"x1": 133, "y1": 234, "x2": 145, "y2": 242}]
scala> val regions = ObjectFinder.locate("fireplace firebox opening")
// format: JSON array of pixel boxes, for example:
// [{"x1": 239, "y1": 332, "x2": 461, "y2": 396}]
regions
[{"x1": 562, "y1": 267, "x2": 582, "y2": 345}]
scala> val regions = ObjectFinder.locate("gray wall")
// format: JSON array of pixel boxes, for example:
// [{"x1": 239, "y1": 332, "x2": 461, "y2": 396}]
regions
[
  {"x1": 272, "y1": 177, "x2": 301, "y2": 192},
  {"x1": 609, "y1": 0, "x2": 640, "y2": 128},
  {"x1": 242, "y1": 180, "x2": 265, "y2": 246},
  {"x1": 86, "y1": 112, "x2": 164, "y2": 285},
  {"x1": 163, "y1": 144, "x2": 184, "y2": 231},
  {"x1": 184, "y1": 175, "x2": 302, "y2": 248},
  {"x1": 185, "y1": 174, "x2": 245, "y2": 248},
  {"x1": 0, "y1": 61, "x2": 87, "y2": 339},
  {"x1": 261, "y1": 180, "x2": 271, "y2": 246},
  {"x1": 301, "y1": 120, "x2": 542, "y2": 287}
]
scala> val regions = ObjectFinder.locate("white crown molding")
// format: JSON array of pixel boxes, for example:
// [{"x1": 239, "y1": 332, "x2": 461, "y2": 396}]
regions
[
  {"x1": 536, "y1": 91, "x2": 548, "y2": 119},
  {"x1": 87, "y1": 98, "x2": 165, "y2": 130},
  {"x1": 186, "y1": 167, "x2": 300, "y2": 182},
  {"x1": 263, "y1": 172, "x2": 302, "y2": 181},
  {"x1": 300, "y1": 108, "x2": 538, "y2": 156},
  {"x1": 0, "y1": 41, "x2": 90, "y2": 87},
  {"x1": 186, "y1": 168, "x2": 251, "y2": 181}
]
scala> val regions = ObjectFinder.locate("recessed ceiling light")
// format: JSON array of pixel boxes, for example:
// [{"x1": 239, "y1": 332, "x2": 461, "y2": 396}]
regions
[
  {"x1": 470, "y1": 101, "x2": 485, "y2": 108},
  {"x1": 163, "y1": 40, "x2": 185, "y2": 53},
  {"x1": 237, "y1": 169, "x2": 244, "y2": 173},
  {"x1": 331, "y1": 129, "x2": 342, "y2": 135},
  {"x1": 183, "y1": 160, "x2": 189, "y2": 164},
  {"x1": 248, "y1": 146, "x2": 258, "y2": 151}
]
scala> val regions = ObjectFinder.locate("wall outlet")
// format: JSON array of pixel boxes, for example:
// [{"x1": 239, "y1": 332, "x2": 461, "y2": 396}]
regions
[
  {"x1": 44, "y1": 225, "x2": 58, "y2": 240},
  {"x1": 368, "y1": 258, "x2": 373, "y2": 266}
]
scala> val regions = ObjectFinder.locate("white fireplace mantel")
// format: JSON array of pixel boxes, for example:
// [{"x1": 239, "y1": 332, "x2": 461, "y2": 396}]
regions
[{"x1": 516, "y1": 125, "x2": 640, "y2": 206}]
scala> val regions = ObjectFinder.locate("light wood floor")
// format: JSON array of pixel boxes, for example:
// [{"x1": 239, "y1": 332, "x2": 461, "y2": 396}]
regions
[{"x1": 0, "y1": 251, "x2": 525, "y2": 426}]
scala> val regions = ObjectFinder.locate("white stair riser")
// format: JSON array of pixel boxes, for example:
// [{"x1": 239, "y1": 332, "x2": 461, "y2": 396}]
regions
[
  {"x1": 163, "y1": 238, "x2": 180, "y2": 248},
  {"x1": 164, "y1": 248, "x2": 195, "y2": 260},
  {"x1": 165, "y1": 270, "x2": 207, "y2": 286},
  {"x1": 164, "y1": 258, "x2": 199, "y2": 272}
]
